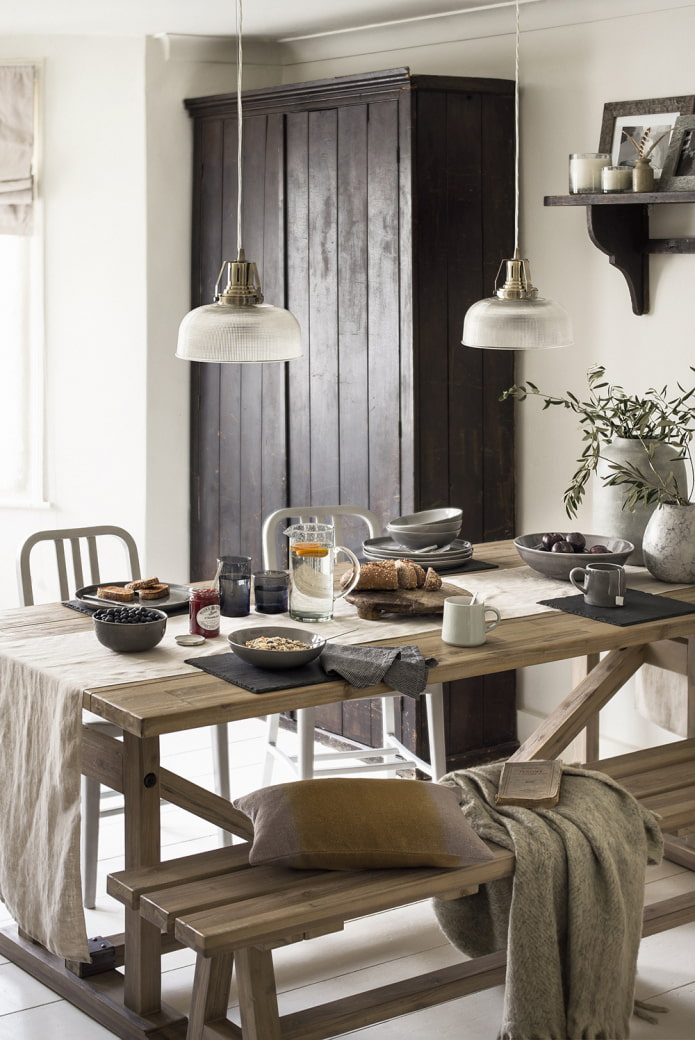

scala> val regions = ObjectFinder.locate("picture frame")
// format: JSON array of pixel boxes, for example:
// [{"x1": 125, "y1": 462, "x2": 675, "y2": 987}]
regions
[
  {"x1": 599, "y1": 96, "x2": 695, "y2": 181},
  {"x1": 658, "y1": 115, "x2": 695, "y2": 191}
]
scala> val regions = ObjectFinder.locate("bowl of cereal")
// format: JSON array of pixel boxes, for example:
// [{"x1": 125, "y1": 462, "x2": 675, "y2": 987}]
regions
[{"x1": 228, "y1": 626, "x2": 326, "y2": 669}]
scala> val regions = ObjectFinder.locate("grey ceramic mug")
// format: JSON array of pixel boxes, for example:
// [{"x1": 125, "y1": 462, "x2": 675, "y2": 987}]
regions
[{"x1": 569, "y1": 561, "x2": 626, "y2": 607}]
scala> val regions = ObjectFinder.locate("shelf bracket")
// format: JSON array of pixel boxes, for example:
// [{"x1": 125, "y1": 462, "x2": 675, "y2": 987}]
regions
[{"x1": 585, "y1": 203, "x2": 649, "y2": 315}]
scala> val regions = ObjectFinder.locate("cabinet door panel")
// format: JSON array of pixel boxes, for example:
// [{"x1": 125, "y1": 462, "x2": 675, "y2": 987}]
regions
[
  {"x1": 286, "y1": 112, "x2": 312, "y2": 510},
  {"x1": 366, "y1": 100, "x2": 402, "y2": 524},
  {"x1": 337, "y1": 104, "x2": 370, "y2": 508},
  {"x1": 479, "y1": 92, "x2": 516, "y2": 541},
  {"x1": 259, "y1": 114, "x2": 290, "y2": 539},
  {"x1": 190, "y1": 117, "x2": 226, "y2": 579},
  {"x1": 306, "y1": 108, "x2": 341, "y2": 505}
]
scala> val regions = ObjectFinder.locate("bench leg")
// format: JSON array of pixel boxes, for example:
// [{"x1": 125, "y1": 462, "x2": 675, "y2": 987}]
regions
[
  {"x1": 235, "y1": 946, "x2": 282, "y2": 1040},
  {"x1": 187, "y1": 952, "x2": 234, "y2": 1040}
]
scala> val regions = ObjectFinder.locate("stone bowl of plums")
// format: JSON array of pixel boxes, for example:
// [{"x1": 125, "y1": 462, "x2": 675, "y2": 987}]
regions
[
  {"x1": 93, "y1": 606, "x2": 167, "y2": 653},
  {"x1": 514, "y1": 531, "x2": 634, "y2": 581}
]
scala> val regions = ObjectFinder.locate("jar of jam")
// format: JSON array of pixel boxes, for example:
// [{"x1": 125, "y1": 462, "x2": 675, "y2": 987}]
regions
[{"x1": 189, "y1": 586, "x2": 220, "y2": 638}]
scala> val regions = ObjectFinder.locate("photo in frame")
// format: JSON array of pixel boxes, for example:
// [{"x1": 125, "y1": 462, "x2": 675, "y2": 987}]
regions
[
  {"x1": 599, "y1": 96, "x2": 695, "y2": 182},
  {"x1": 659, "y1": 115, "x2": 695, "y2": 191}
]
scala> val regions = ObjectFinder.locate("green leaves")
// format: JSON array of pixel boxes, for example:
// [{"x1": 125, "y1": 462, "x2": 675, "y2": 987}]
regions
[{"x1": 499, "y1": 366, "x2": 695, "y2": 515}]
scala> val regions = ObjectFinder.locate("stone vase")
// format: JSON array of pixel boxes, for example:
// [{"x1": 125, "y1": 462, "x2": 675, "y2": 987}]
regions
[
  {"x1": 642, "y1": 503, "x2": 695, "y2": 582},
  {"x1": 632, "y1": 157, "x2": 655, "y2": 191},
  {"x1": 593, "y1": 438, "x2": 687, "y2": 565}
]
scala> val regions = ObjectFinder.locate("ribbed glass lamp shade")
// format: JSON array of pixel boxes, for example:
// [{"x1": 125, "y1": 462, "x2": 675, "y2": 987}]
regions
[
  {"x1": 462, "y1": 294, "x2": 573, "y2": 350},
  {"x1": 176, "y1": 301, "x2": 302, "y2": 363}
]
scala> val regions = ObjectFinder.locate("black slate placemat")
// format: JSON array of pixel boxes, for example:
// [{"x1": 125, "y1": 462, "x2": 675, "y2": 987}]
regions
[
  {"x1": 538, "y1": 588, "x2": 695, "y2": 627},
  {"x1": 186, "y1": 652, "x2": 329, "y2": 694}
]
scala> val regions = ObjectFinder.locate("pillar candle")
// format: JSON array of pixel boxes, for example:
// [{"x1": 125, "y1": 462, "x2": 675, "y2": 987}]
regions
[{"x1": 569, "y1": 153, "x2": 611, "y2": 193}]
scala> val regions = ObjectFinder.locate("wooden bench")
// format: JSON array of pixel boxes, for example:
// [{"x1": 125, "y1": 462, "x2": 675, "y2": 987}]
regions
[{"x1": 108, "y1": 738, "x2": 695, "y2": 1040}]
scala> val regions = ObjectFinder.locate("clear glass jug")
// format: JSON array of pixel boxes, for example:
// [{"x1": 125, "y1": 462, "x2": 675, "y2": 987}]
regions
[{"x1": 284, "y1": 522, "x2": 360, "y2": 622}]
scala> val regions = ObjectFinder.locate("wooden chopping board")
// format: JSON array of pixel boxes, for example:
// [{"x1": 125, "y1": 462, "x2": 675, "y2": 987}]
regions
[{"x1": 344, "y1": 582, "x2": 467, "y2": 620}]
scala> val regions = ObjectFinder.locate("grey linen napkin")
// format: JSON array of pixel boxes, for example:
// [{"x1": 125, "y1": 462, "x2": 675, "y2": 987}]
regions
[{"x1": 321, "y1": 644, "x2": 436, "y2": 698}]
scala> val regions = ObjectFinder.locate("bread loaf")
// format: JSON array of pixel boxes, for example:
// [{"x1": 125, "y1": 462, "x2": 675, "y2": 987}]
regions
[{"x1": 346, "y1": 560, "x2": 399, "y2": 591}]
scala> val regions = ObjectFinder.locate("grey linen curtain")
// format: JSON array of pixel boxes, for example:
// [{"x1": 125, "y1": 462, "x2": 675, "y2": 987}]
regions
[{"x1": 0, "y1": 65, "x2": 35, "y2": 235}]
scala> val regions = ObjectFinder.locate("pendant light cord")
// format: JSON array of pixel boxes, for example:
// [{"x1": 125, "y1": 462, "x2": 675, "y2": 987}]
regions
[
  {"x1": 514, "y1": 0, "x2": 520, "y2": 256},
  {"x1": 236, "y1": 0, "x2": 244, "y2": 258}
]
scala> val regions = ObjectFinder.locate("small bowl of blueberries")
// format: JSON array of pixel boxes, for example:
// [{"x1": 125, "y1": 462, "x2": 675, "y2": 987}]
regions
[
  {"x1": 514, "y1": 530, "x2": 634, "y2": 581},
  {"x1": 93, "y1": 605, "x2": 167, "y2": 653}
]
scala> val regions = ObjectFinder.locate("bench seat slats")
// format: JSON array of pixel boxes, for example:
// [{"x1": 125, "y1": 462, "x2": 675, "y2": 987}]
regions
[
  {"x1": 637, "y1": 784, "x2": 695, "y2": 834},
  {"x1": 140, "y1": 866, "x2": 338, "y2": 931},
  {"x1": 585, "y1": 737, "x2": 695, "y2": 780},
  {"x1": 174, "y1": 846, "x2": 516, "y2": 957},
  {"x1": 107, "y1": 844, "x2": 251, "y2": 909},
  {"x1": 616, "y1": 761, "x2": 695, "y2": 800}
]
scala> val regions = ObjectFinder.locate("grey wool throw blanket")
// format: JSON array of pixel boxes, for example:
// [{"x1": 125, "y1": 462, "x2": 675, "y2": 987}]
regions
[{"x1": 433, "y1": 762, "x2": 664, "y2": 1040}]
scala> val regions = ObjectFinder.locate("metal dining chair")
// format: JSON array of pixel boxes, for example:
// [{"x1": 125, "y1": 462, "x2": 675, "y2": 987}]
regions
[
  {"x1": 16, "y1": 525, "x2": 232, "y2": 908},
  {"x1": 260, "y1": 506, "x2": 447, "y2": 785}
]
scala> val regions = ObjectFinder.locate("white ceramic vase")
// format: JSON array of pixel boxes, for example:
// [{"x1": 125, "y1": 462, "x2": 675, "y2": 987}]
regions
[
  {"x1": 593, "y1": 438, "x2": 688, "y2": 565},
  {"x1": 642, "y1": 503, "x2": 695, "y2": 582}
]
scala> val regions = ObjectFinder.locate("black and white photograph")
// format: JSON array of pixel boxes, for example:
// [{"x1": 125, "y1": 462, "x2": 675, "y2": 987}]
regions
[
  {"x1": 660, "y1": 115, "x2": 695, "y2": 188},
  {"x1": 599, "y1": 96, "x2": 695, "y2": 179}
]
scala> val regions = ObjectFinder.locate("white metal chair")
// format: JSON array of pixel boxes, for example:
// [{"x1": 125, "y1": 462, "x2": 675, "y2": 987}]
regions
[
  {"x1": 260, "y1": 506, "x2": 447, "y2": 784},
  {"x1": 17, "y1": 525, "x2": 232, "y2": 908}
]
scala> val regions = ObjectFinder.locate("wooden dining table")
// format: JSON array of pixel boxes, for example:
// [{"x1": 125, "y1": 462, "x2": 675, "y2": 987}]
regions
[{"x1": 1, "y1": 539, "x2": 694, "y2": 1039}]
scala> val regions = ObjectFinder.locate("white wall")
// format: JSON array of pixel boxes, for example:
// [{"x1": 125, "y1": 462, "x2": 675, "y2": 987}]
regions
[
  {"x1": 0, "y1": 35, "x2": 270, "y2": 604},
  {"x1": 0, "y1": 35, "x2": 149, "y2": 604}
]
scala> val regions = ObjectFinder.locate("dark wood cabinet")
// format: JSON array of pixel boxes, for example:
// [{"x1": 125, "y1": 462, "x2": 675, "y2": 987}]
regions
[{"x1": 185, "y1": 68, "x2": 518, "y2": 769}]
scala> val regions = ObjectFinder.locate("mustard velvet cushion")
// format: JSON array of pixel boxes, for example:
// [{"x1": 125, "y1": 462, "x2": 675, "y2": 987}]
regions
[{"x1": 232, "y1": 778, "x2": 494, "y2": 870}]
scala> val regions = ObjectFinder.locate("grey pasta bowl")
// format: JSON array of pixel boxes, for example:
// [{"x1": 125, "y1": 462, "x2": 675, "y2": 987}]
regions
[
  {"x1": 514, "y1": 533, "x2": 634, "y2": 581},
  {"x1": 228, "y1": 627, "x2": 326, "y2": 669}
]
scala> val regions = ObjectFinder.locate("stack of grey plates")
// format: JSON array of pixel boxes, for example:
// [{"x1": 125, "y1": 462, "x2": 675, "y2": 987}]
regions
[{"x1": 362, "y1": 536, "x2": 473, "y2": 572}]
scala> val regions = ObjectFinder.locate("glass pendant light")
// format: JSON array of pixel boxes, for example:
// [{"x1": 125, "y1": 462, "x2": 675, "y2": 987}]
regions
[
  {"x1": 461, "y1": 0, "x2": 572, "y2": 351},
  {"x1": 176, "y1": 0, "x2": 302, "y2": 363}
]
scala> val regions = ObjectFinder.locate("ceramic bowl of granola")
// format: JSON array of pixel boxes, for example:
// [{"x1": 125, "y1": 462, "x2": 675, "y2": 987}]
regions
[{"x1": 228, "y1": 627, "x2": 326, "y2": 669}]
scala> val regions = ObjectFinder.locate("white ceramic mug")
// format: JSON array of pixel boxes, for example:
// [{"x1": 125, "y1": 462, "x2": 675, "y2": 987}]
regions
[
  {"x1": 569, "y1": 561, "x2": 626, "y2": 607},
  {"x1": 441, "y1": 595, "x2": 501, "y2": 647}
]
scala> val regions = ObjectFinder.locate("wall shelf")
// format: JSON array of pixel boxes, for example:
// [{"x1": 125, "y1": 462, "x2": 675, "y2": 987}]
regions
[{"x1": 544, "y1": 192, "x2": 695, "y2": 315}]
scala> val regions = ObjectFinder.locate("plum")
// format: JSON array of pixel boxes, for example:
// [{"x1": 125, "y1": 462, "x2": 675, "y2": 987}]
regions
[
  {"x1": 589, "y1": 544, "x2": 610, "y2": 554},
  {"x1": 551, "y1": 539, "x2": 575, "y2": 553},
  {"x1": 565, "y1": 531, "x2": 586, "y2": 552},
  {"x1": 541, "y1": 532, "x2": 565, "y2": 550}
]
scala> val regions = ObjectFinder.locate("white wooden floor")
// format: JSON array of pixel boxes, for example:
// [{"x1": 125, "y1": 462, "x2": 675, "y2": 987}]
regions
[{"x1": 1, "y1": 718, "x2": 694, "y2": 1039}]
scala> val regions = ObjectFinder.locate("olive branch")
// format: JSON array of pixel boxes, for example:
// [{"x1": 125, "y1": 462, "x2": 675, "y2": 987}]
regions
[{"x1": 500, "y1": 364, "x2": 695, "y2": 517}]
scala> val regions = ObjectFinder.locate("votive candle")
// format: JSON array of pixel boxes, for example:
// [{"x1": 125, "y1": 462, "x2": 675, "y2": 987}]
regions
[{"x1": 601, "y1": 165, "x2": 633, "y2": 193}]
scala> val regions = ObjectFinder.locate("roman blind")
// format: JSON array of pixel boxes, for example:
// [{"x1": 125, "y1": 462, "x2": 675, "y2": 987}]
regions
[{"x1": 0, "y1": 64, "x2": 35, "y2": 235}]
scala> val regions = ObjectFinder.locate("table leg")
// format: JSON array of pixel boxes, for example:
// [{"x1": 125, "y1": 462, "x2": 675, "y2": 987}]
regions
[
  {"x1": 122, "y1": 731, "x2": 164, "y2": 1016},
  {"x1": 568, "y1": 653, "x2": 601, "y2": 763},
  {"x1": 686, "y1": 635, "x2": 695, "y2": 739}
]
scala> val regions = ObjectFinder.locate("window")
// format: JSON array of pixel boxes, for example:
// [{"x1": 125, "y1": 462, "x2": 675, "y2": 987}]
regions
[{"x1": 0, "y1": 62, "x2": 44, "y2": 505}]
